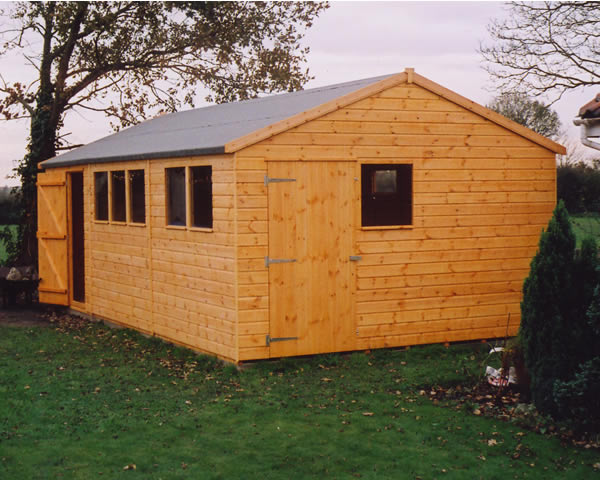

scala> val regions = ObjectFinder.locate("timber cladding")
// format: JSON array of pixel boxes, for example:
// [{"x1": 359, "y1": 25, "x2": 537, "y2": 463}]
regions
[{"x1": 37, "y1": 70, "x2": 561, "y2": 363}]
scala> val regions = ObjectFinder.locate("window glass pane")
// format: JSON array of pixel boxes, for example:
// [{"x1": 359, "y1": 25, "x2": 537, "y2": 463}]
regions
[
  {"x1": 111, "y1": 171, "x2": 126, "y2": 222},
  {"x1": 94, "y1": 172, "x2": 108, "y2": 221},
  {"x1": 129, "y1": 170, "x2": 145, "y2": 224},
  {"x1": 373, "y1": 170, "x2": 397, "y2": 193},
  {"x1": 166, "y1": 167, "x2": 186, "y2": 226},
  {"x1": 191, "y1": 166, "x2": 212, "y2": 228}
]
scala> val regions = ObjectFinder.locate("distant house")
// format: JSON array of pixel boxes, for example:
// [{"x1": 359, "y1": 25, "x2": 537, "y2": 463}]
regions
[
  {"x1": 574, "y1": 93, "x2": 600, "y2": 151},
  {"x1": 37, "y1": 68, "x2": 565, "y2": 363}
]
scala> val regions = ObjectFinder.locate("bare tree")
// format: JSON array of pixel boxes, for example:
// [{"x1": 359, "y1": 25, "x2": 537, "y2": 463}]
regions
[{"x1": 480, "y1": 2, "x2": 600, "y2": 101}]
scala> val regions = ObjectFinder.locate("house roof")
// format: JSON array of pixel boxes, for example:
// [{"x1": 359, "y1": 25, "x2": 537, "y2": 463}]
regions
[
  {"x1": 579, "y1": 93, "x2": 600, "y2": 119},
  {"x1": 41, "y1": 68, "x2": 565, "y2": 169}
]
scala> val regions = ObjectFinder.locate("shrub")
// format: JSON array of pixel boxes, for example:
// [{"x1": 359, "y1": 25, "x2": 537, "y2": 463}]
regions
[
  {"x1": 553, "y1": 357, "x2": 600, "y2": 432},
  {"x1": 552, "y1": 279, "x2": 600, "y2": 431},
  {"x1": 519, "y1": 201, "x2": 599, "y2": 416}
]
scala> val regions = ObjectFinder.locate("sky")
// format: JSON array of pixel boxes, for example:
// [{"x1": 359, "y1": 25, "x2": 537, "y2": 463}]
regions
[{"x1": 0, "y1": 1, "x2": 596, "y2": 186}]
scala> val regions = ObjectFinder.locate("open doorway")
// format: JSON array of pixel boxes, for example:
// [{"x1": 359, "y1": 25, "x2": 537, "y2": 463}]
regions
[{"x1": 69, "y1": 172, "x2": 85, "y2": 303}]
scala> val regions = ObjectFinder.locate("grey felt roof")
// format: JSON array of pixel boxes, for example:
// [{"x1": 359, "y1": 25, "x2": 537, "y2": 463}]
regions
[{"x1": 42, "y1": 73, "x2": 396, "y2": 168}]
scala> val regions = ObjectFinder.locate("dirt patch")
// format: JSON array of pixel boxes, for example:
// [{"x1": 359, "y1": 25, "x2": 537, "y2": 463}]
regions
[{"x1": 0, "y1": 305, "x2": 61, "y2": 327}]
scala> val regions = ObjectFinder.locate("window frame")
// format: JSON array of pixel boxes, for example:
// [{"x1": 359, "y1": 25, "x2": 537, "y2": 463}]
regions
[
  {"x1": 360, "y1": 162, "x2": 413, "y2": 229},
  {"x1": 93, "y1": 167, "x2": 147, "y2": 226},
  {"x1": 165, "y1": 164, "x2": 213, "y2": 232}
]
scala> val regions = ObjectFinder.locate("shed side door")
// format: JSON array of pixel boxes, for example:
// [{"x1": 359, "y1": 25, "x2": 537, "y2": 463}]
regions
[
  {"x1": 267, "y1": 161, "x2": 356, "y2": 357},
  {"x1": 37, "y1": 170, "x2": 69, "y2": 305}
]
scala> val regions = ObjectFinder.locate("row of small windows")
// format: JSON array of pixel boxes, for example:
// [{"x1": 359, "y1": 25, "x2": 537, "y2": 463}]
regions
[
  {"x1": 94, "y1": 164, "x2": 409, "y2": 228},
  {"x1": 94, "y1": 170, "x2": 145, "y2": 224},
  {"x1": 93, "y1": 166, "x2": 213, "y2": 229}
]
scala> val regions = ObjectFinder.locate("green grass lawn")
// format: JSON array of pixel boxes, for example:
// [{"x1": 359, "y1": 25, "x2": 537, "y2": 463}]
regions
[
  {"x1": 1, "y1": 319, "x2": 598, "y2": 479},
  {"x1": 570, "y1": 214, "x2": 600, "y2": 247}
]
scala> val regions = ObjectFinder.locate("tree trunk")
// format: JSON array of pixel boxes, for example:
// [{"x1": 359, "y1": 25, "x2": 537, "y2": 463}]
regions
[{"x1": 17, "y1": 87, "x2": 58, "y2": 265}]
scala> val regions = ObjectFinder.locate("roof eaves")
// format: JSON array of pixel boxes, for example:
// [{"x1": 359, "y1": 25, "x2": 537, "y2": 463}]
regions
[
  {"x1": 224, "y1": 71, "x2": 408, "y2": 153},
  {"x1": 411, "y1": 73, "x2": 566, "y2": 155},
  {"x1": 41, "y1": 146, "x2": 226, "y2": 169}
]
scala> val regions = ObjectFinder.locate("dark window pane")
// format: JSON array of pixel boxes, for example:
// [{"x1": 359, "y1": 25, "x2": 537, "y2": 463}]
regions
[
  {"x1": 361, "y1": 164, "x2": 412, "y2": 226},
  {"x1": 166, "y1": 167, "x2": 186, "y2": 226},
  {"x1": 191, "y1": 166, "x2": 212, "y2": 228},
  {"x1": 129, "y1": 170, "x2": 145, "y2": 224},
  {"x1": 111, "y1": 171, "x2": 126, "y2": 222},
  {"x1": 94, "y1": 172, "x2": 108, "y2": 221}
]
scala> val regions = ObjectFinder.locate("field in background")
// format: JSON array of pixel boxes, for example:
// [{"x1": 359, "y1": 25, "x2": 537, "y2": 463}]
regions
[
  {"x1": 571, "y1": 214, "x2": 600, "y2": 247},
  {"x1": 0, "y1": 225, "x2": 17, "y2": 265}
]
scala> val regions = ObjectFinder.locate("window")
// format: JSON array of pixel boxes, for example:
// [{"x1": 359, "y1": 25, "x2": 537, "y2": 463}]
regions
[
  {"x1": 166, "y1": 165, "x2": 213, "y2": 229},
  {"x1": 94, "y1": 168, "x2": 146, "y2": 225},
  {"x1": 190, "y1": 166, "x2": 212, "y2": 228},
  {"x1": 129, "y1": 170, "x2": 145, "y2": 224},
  {"x1": 361, "y1": 164, "x2": 412, "y2": 227},
  {"x1": 94, "y1": 172, "x2": 109, "y2": 221},
  {"x1": 111, "y1": 171, "x2": 126, "y2": 222}
]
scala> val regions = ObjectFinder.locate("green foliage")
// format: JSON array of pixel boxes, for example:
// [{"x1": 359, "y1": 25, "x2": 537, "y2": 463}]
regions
[
  {"x1": 0, "y1": 225, "x2": 19, "y2": 266},
  {"x1": 553, "y1": 358, "x2": 600, "y2": 432},
  {"x1": 557, "y1": 163, "x2": 600, "y2": 214},
  {"x1": 552, "y1": 280, "x2": 600, "y2": 432},
  {"x1": 0, "y1": 1, "x2": 329, "y2": 263},
  {"x1": 487, "y1": 93, "x2": 561, "y2": 138},
  {"x1": 519, "y1": 201, "x2": 599, "y2": 416}
]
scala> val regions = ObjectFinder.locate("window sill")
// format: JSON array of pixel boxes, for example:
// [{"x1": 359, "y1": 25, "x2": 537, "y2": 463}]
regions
[
  {"x1": 93, "y1": 220, "x2": 146, "y2": 227},
  {"x1": 361, "y1": 225, "x2": 414, "y2": 231},
  {"x1": 165, "y1": 224, "x2": 213, "y2": 233}
]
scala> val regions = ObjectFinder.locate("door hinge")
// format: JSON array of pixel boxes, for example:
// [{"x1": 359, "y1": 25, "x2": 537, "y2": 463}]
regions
[
  {"x1": 265, "y1": 256, "x2": 297, "y2": 268},
  {"x1": 264, "y1": 175, "x2": 296, "y2": 186},
  {"x1": 349, "y1": 255, "x2": 362, "y2": 262},
  {"x1": 266, "y1": 335, "x2": 299, "y2": 346}
]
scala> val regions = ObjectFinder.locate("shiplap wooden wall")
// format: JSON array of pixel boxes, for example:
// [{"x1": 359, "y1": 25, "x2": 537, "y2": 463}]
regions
[{"x1": 65, "y1": 156, "x2": 238, "y2": 361}]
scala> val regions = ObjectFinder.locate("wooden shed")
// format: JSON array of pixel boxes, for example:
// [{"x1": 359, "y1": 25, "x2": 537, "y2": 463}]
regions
[{"x1": 37, "y1": 68, "x2": 566, "y2": 363}]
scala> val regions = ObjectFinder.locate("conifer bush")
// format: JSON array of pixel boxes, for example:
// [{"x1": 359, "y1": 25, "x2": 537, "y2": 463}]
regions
[
  {"x1": 519, "y1": 201, "x2": 599, "y2": 417},
  {"x1": 553, "y1": 282, "x2": 600, "y2": 431}
]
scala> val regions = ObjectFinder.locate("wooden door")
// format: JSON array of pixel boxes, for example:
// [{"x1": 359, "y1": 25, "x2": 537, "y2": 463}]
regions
[
  {"x1": 38, "y1": 170, "x2": 69, "y2": 305},
  {"x1": 267, "y1": 161, "x2": 356, "y2": 357}
]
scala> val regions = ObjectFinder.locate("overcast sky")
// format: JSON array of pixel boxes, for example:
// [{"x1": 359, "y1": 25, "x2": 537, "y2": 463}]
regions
[{"x1": 0, "y1": 1, "x2": 595, "y2": 186}]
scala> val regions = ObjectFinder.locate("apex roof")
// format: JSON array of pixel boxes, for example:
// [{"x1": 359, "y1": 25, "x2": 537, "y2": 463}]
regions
[{"x1": 41, "y1": 68, "x2": 565, "y2": 168}]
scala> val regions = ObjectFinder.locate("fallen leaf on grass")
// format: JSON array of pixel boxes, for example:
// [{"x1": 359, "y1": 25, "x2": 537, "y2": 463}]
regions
[
  {"x1": 362, "y1": 412, "x2": 374, "y2": 416},
  {"x1": 123, "y1": 464, "x2": 136, "y2": 470},
  {"x1": 487, "y1": 439, "x2": 497, "y2": 446}
]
